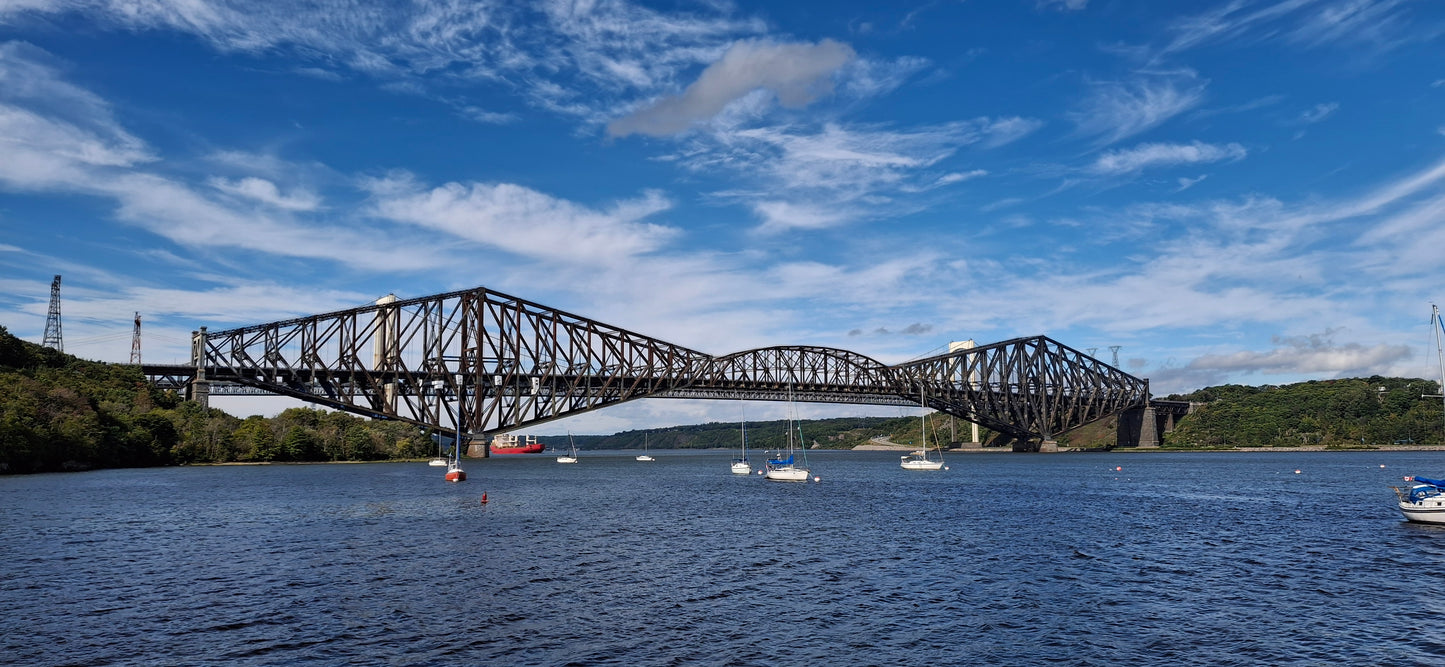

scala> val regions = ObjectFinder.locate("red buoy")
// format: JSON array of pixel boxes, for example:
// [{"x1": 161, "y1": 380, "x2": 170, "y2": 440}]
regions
[{"x1": 480, "y1": 492, "x2": 488, "y2": 504}]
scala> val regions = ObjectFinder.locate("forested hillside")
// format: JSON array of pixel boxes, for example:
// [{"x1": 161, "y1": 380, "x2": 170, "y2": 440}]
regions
[
  {"x1": 0, "y1": 326, "x2": 429, "y2": 473},
  {"x1": 1163, "y1": 377, "x2": 1445, "y2": 447}
]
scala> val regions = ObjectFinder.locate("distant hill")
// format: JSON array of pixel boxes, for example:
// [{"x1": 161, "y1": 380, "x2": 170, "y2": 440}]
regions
[
  {"x1": 1161, "y1": 377, "x2": 1444, "y2": 447},
  {"x1": 537, "y1": 417, "x2": 901, "y2": 452},
  {"x1": 0, "y1": 326, "x2": 430, "y2": 473}
]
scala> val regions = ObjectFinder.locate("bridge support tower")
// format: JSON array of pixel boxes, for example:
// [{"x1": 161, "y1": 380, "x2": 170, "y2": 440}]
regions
[{"x1": 189, "y1": 327, "x2": 210, "y2": 408}]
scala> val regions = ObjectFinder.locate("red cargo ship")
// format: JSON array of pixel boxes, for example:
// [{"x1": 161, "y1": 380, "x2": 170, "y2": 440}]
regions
[{"x1": 490, "y1": 433, "x2": 545, "y2": 454}]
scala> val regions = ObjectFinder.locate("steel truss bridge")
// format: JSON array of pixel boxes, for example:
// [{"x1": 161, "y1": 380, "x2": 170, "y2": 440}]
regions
[{"x1": 144, "y1": 285, "x2": 1153, "y2": 451}]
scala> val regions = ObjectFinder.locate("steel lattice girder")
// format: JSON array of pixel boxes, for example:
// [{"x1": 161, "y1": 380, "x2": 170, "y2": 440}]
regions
[{"x1": 187, "y1": 285, "x2": 1149, "y2": 442}]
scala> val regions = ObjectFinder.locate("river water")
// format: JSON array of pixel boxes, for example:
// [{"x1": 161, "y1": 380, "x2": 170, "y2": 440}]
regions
[{"x1": 3, "y1": 449, "x2": 1444, "y2": 666}]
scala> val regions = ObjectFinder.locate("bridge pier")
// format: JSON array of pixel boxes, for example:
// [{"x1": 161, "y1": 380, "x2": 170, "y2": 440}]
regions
[
  {"x1": 189, "y1": 327, "x2": 209, "y2": 408},
  {"x1": 1117, "y1": 406, "x2": 1162, "y2": 448}
]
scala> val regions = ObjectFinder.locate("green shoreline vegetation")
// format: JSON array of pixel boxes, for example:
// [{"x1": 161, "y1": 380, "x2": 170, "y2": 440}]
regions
[{"x1": 3, "y1": 325, "x2": 1442, "y2": 474}]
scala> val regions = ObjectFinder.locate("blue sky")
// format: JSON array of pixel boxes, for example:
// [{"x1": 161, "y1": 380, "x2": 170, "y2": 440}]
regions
[{"x1": 2, "y1": 0, "x2": 1444, "y2": 433}]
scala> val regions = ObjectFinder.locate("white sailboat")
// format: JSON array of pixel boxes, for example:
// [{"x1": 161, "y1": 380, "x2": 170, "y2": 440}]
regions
[
  {"x1": 765, "y1": 387, "x2": 812, "y2": 482},
  {"x1": 636, "y1": 434, "x2": 655, "y2": 461},
  {"x1": 901, "y1": 387, "x2": 945, "y2": 471},
  {"x1": 731, "y1": 413, "x2": 752, "y2": 475},
  {"x1": 427, "y1": 430, "x2": 449, "y2": 466},
  {"x1": 1395, "y1": 305, "x2": 1445, "y2": 523},
  {"x1": 557, "y1": 432, "x2": 579, "y2": 464}
]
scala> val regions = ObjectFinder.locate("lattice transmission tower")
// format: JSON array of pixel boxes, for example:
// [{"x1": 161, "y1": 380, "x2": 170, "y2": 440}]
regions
[
  {"x1": 1110, "y1": 345, "x2": 1122, "y2": 367},
  {"x1": 130, "y1": 312, "x2": 142, "y2": 365},
  {"x1": 42, "y1": 274, "x2": 63, "y2": 352}
]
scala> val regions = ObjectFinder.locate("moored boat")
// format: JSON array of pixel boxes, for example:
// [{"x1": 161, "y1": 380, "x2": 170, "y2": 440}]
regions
[
  {"x1": 490, "y1": 433, "x2": 545, "y2": 454},
  {"x1": 1396, "y1": 476, "x2": 1445, "y2": 524},
  {"x1": 731, "y1": 414, "x2": 751, "y2": 475},
  {"x1": 765, "y1": 386, "x2": 812, "y2": 482},
  {"x1": 636, "y1": 434, "x2": 655, "y2": 461},
  {"x1": 557, "y1": 433, "x2": 579, "y2": 464},
  {"x1": 901, "y1": 387, "x2": 945, "y2": 471},
  {"x1": 764, "y1": 453, "x2": 810, "y2": 481}
]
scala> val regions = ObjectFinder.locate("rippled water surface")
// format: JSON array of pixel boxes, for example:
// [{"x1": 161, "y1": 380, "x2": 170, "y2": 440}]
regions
[{"x1": 5, "y1": 449, "x2": 1445, "y2": 666}]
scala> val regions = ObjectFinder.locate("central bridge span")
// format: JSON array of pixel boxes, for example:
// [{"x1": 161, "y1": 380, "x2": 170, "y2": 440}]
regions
[{"x1": 157, "y1": 285, "x2": 1154, "y2": 452}]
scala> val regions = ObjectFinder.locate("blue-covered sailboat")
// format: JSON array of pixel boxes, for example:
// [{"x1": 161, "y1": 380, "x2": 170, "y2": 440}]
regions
[{"x1": 1396, "y1": 476, "x2": 1445, "y2": 524}]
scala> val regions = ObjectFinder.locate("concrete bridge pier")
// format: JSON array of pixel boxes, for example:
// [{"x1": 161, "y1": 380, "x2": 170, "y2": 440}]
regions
[
  {"x1": 1117, "y1": 405, "x2": 1170, "y2": 448},
  {"x1": 188, "y1": 327, "x2": 209, "y2": 408}
]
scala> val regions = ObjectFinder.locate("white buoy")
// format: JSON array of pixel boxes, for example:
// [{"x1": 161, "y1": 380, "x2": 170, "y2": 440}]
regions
[{"x1": 813, "y1": 476, "x2": 821, "y2": 482}]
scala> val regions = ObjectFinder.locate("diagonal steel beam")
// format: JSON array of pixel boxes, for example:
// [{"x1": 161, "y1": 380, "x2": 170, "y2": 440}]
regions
[{"x1": 179, "y1": 285, "x2": 1150, "y2": 445}]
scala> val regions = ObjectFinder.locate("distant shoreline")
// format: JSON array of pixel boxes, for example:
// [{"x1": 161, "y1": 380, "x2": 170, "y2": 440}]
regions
[{"x1": 853, "y1": 443, "x2": 1445, "y2": 453}]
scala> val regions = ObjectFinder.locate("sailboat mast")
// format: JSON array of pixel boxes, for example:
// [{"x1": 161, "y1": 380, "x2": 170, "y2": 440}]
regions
[
  {"x1": 1435, "y1": 305, "x2": 1445, "y2": 438},
  {"x1": 920, "y1": 385, "x2": 927, "y2": 451}
]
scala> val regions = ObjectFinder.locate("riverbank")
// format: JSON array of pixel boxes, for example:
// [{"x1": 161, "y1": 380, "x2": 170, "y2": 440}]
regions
[{"x1": 852, "y1": 441, "x2": 1445, "y2": 453}]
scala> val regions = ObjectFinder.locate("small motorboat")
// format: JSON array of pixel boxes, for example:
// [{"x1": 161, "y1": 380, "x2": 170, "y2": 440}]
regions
[{"x1": 1394, "y1": 476, "x2": 1445, "y2": 523}]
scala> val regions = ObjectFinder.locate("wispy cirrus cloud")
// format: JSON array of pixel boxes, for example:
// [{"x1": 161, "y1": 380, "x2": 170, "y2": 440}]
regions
[
  {"x1": 367, "y1": 176, "x2": 678, "y2": 265},
  {"x1": 0, "y1": 43, "x2": 450, "y2": 272},
  {"x1": 1069, "y1": 71, "x2": 1207, "y2": 145},
  {"x1": 208, "y1": 176, "x2": 322, "y2": 211},
  {"x1": 680, "y1": 117, "x2": 1036, "y2": 232},
  {"x1": 1, "y1": 0, "x2": 769, "y2": 126},
  {"x1": 1162, "y1": 0, "x2": 1429, "y2": 56},
  {"x1": 1037, "y1": 0, "x2": 1088, "y2": 11},
  {"x1": 1090, "y1": 140, "x2": 1246, "y2": 175},
  {"x1": 1293, "y1": 101, "x2": 1339, "y2": 125}
]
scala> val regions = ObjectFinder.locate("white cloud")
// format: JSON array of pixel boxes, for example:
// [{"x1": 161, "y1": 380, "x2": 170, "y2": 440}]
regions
[
  {"x1": 370, "y1": 179, "x2": 678, "y2": 265},
  {"x1": 1163, "y1": 0, "x2": 1425, "y2": 56},
  {"x1": 838, "y1": 55, "x2": 930, "y2": 99},
  {"x1": 1037, "y1": 0, "x2": 1088, "y2": 11},
  {"x1": 1185, "y1": 331, "x2": 1412, "y2": 377},
  {"x1": 2, "y1": 0, "x2": 769, "y2": 127},
  {"x1": 1176, "y1": 174, "x2": 1208, "y2": 191},
  {"x1": 0, "y1": 42, "x2": 153, "y2": 169},
  {"x1": 1295, "y1": 101, "x2": 1339, "y2": 125},
  {"x1": 459, "y1": 106, "x2": 517, "y2": 124},
  {"x1": 751, "y1": 200, "x2": 851, "y2": 234},
  {"x1": 674, "y1": 117, "x2": 1036, "y2": 232},
  {"x1": 1090, "y1": 141, "x2": 1246, "y2": 174},
  {"x1": 208, "y1": 176, "x2": 321, "y2": 211},
  {"x1": 935, "y1": 170, "x2": 987, "y2": 186},
  {"x1": 1069, "y1": 71, "x2": 1207, "y2": 145},
  {"x1": 607, "y1": 39, "x2": 856, "y2": 137}
]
